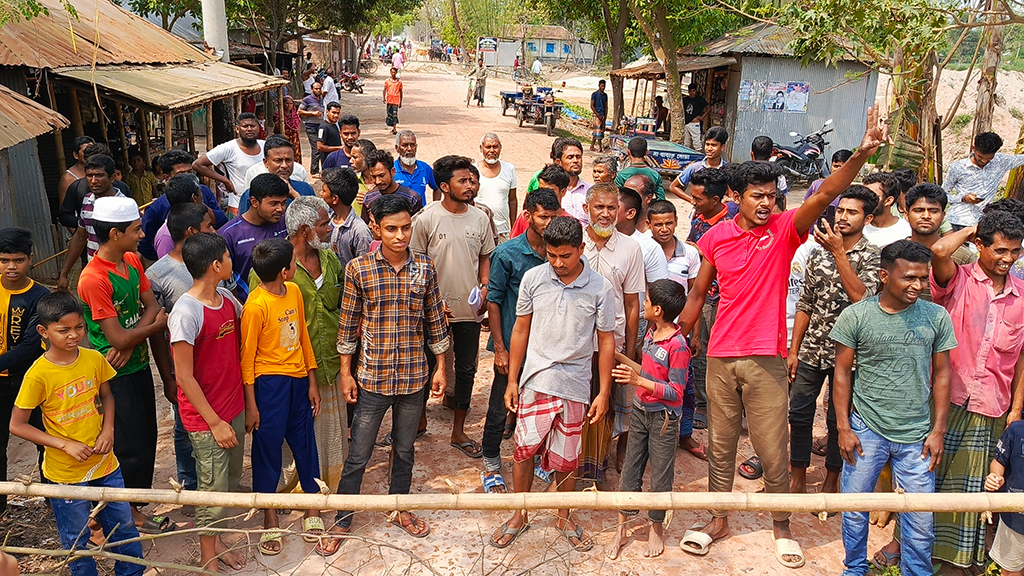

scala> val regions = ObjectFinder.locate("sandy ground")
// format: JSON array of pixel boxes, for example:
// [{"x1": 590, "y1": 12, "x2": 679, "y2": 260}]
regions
[{"x1": 3, "y1": 67, "x2": 897, "y2": 575}]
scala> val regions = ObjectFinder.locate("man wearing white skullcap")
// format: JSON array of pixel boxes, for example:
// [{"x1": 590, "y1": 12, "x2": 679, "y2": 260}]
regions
[{"x1": 76, "y1": 195, "x2": 174, "y2": 531}]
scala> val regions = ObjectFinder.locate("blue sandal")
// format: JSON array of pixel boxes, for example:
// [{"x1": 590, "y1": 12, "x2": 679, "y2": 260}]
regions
[{"x1": 481, "y1": 472, "x2": 507, "y2": 493}]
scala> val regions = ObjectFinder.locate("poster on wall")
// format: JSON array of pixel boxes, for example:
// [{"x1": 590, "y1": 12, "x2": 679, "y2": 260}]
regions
[
  {"x1": 478, "y1": 37, "x2": 498, "y2": 52},
  {"x1": 739, "y1": 79, "x2": 765, "y2": 111},
  {"x1": 762, "y1": 81, "x2": 789, "y2": 111},
  {"x1": 785, "y1": 82, "x2": 810, "y2": 113}
]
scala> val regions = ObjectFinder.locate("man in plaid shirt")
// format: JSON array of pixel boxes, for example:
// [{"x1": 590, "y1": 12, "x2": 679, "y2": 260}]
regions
[{"x1": 320, "y1": 194, "x2": 450, "y2": 554}]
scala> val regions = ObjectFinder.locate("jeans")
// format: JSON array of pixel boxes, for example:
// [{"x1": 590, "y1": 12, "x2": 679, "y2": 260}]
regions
[
  {"x1": 788, "y1": 362, "x2": 842, "y2": 472},
  {"x1": 619, "y1": 408, "x2": 679, "y2": 524},
  {"x1": 706, "y1": 355, "x2": 791, "y2": 521},
  {"x1": 305, "y1": 127, "x2": 321, "y2": 174},
  {"x1": 690, "y1": 301, "x2": 717, "y2": 411},
  {"x1": 49, "y1": 469, "x2": 144, "y2": 576},
  {"x1": 335, "y1": 385, "x2": 427, "y2": 528},
  {"x1": 172, "y1": 405, "x2": 197, "y2": 491},
  {"x1": 450, "y1": 322, "x2": 481, "y2": 411},
  {"x1": 482, "y1": 370, "x2": 509, "y2": 472},
  {"x1": 841, "y1": 412, "x2": 935, "y2": 576}
]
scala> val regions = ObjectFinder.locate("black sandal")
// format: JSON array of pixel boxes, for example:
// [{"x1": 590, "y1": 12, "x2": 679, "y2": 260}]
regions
[{"x1": 738, "y1": 456, "x2": 763, "y2": 480}]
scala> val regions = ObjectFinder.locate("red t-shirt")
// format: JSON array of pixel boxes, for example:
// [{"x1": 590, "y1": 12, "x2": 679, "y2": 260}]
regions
[
  {"x1": 166, "y1": 289, "x2": 245, "y2": 431},
  {"x1": 697, "y1": 209, "x2": 807, "y2": 358}
]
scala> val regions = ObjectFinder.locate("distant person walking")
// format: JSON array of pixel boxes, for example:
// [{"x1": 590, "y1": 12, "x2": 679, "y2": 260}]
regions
[
  {"x1": 383, "y1": 67, "x2": 403, "y2": 135},
  {"x1": 470, "y1": 58, "x2": 488, "y2": 107},
  {"x1": 590, "y1": 80, "x2": 608, "y2": 152}
]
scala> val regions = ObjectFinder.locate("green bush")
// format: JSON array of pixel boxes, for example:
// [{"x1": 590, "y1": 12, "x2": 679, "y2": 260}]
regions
[
  {"x1": 951, "y1": 113, "x2": 973, "y2": 133},
  {"x1": 1012, "y1": 108, "x2": 1024, "y2": 121}
]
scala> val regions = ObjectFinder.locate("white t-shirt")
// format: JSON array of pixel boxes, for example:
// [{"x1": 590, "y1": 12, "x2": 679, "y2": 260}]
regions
[
  {"x1": 665, "y1": 239, "x2": 701, "y2": 295},
  {"x1": 244, "y1": 160, "x2": 310, "y2": 191},
  {"x1": 787, "y1": 239, "x2": 819, "y2": 348},
  {"x1": 205, "y1": 139, "x2": 265, "y2": 208},
  {"x1": 303, "y1": 75, "x2": 315, "y2": 95},
  {"x1": 531, "y1": 60, "x2": 542, "y2": 74},
  {"x1": 632, "y1": 229, "x2": 669, "y2": 284},
  {"x1": 475, "y1": 160, "x2": 517, "y2": 234},
  {"x1": 863, "y1": 218, "x2": 912, "y2": 248},
  {"x1": 322, "y1": 76, "x2": 339, "y2": 110}
]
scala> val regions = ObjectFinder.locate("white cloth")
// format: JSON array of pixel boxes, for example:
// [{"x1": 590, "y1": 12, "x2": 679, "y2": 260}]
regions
[
  {"x1": 531, "y1": 59, "x2": 542, "y2": 74},
  {"x1": 244, "y1": 160, "x2": 309, "y2": 191},
  {"x1": 863, "y1": 218, "x2": 912, "y2": 248},
  {"x1": 303, "y1": 75, "x2": 315, "y2": 95},
  {"x1": 204, "y1": 139, "x2": 265, "y2": 208},
  {"x1": 475, "y1": 160, "x2": 517, "y2": 234},
  {"x1": 321, "y1": 76, "x2": 339, "y2": 114},
  {"x1": 787, "y1": 239, "x2": 819, "y2": 348}
]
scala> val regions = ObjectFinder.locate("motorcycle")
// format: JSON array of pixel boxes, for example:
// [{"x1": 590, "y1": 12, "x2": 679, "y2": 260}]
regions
[
  {"x1": 339, "y1": 71, "x2": 364, "y2": 94},
  {"x1": 773, "y1": 118, "x2": 833, "y2": 184}
]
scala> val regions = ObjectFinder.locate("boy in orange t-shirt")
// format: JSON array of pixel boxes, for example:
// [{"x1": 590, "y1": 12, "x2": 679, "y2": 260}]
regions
[{"x1": 383, "y1": 67, "x2": 403, "y2": 135}]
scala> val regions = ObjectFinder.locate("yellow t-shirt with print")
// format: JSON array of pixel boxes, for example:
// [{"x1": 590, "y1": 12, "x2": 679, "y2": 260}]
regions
[{"x1": 15, "y1": 348, "x2": 119, "y2": 484}]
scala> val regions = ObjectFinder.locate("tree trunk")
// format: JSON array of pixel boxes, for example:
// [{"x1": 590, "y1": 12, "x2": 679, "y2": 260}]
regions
[
  {"x1": 973, "y1": 1, "x2": 1004, "y2": 136},
  {"x1": 600, "y1": 0, "x2": 630, "y2": 130},
  {"x1": 630, "y1": 0, "x2": 683, "y2": 142},
  {"x1": 449, "y1": 0, "x2": 469, "y2": 68},
  {"x1": 1005, "y1": 121, "x2": 1024, "y2": 199}
]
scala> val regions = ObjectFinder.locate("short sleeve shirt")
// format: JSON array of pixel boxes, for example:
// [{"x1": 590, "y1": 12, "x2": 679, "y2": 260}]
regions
[
  {"x1": 994, "y1": 420, "x2": 1024, "y2": 534},
  {"x1": 217, "y1": 216, "x2": 288, "y2": 288},
  {"x1": 697, "y1": 209, "x2": 808, "y2": 358},
  {"x1": 384, "y1": 78, "x2": 403, "y2": 105},
  {"x1": 15, "y1": 349, "x2": 119, "y2": 483},
  {"x1": 79, "y1": 190, "x2": 127, "y2": 259},
  {"x1": 168, "y1": 289, "x2": 245, "y2": 431},
  {"x1": 147, "y1": 255, "x2": 193, "y2": 312},
  {"x1": 475, "y1": 160, "x2": 517, "y2": 234},
  {"x1": 486, "y1": 234, "x2": 546, "y2": 349},
  {"x1": 77, "y1": 252, "x2": 151, "y2": 377},
  {"x1": 318, "y1": 121, "x2": 341, "y2": 147},
  {"x1": 666, "y1": 238, "x2": 701, "y2": 295},
  {"x1": 583, "y1": 231, "x2": 646, "y2": 351},
  {"x1": 410, "y1": 203, "x2": 496, "y2": 322},
  {"x1": 636, "y1": 327, "x2": 690, "y2": 416},
  {"x1": 682, "y1": 95, "x2": 708, "y2": 123},
  {"x1": 591, "y1": 91, "x2": 608, "y2": 117},
  {"x1": 516, "y1": 261, "x2": 616, "y2": 404},
  {"x1": 204, "y1": 140, "x2": 265, "y2": 208},
  {"x1": 829, "y1": 296, "x2": 957, "y2": 444}
]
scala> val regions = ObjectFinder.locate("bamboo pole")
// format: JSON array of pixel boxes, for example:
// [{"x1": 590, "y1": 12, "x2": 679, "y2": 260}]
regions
[
  {"x1": 115, "y1": 103, "x2": 129, "y2": 171},
  {"x1": 277, "y1": 86, "x2": 285, "y2": 135},
  {"x1": 164, "y1": 112, "x2": 174, "y2": 151},
  {"x1": 69, "y1": 89, "x2": 84, "y2": 138},
  {"x1": 186, "y1": 113, "x2": 195, "y2": 154},
  {"x1": 630, "y1": 78, "x2": 639, "y2": 116},
  {"x1": 136, "y1": 109, "x2": 150, "y2": 167},
  {"x1": 205, "y1": 102, "x2": 214, "y2": 152},
  {"x1": 97, "y1": 101, "x2": 109, "y2": 143},
  {"x1": 47, "y1": 79, "x2": 67, "y2": 178},
  {"x1": 0, "y1": 482, "x2": 1021, "y2": 514}
]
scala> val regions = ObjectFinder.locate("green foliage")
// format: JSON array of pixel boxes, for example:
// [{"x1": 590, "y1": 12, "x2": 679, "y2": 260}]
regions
[
  {"x1": 1011, "y1": 108, "x2": 1023, "y2": 121},
  {"x1": 0, "y1": 0, "x2": 76, "y2": 26},
  {"x1": 951, "y1": 112, "x2": 973, "y2": 132},
  {"x1": 117, "y1": 0, "x2": 197, "y2": 30}
]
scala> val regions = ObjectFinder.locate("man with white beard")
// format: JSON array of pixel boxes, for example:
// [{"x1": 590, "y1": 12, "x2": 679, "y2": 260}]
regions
[
  {"x1": 476, "y1": 133, "x2": 518, "y2": 243},
  {"x1": 393, "y1": 130, "x2": 438, "y2": 205}
]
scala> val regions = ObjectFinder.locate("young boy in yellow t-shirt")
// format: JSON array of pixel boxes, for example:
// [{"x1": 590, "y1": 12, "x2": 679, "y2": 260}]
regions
[
  {"x1": 240, "y1": 237, "x2": 323, "y2": 555},
  {"x1": 10, "y1": 291, "x2": 144, "y2": 576}
]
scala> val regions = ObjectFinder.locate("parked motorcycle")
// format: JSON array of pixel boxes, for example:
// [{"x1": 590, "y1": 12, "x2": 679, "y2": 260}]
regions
[
  {"x1": 774, "y1": 118, "x2": 833, "y2": 184},
  {"x1": 340, "y1": 71, "x2": 364, "y2": 94}
]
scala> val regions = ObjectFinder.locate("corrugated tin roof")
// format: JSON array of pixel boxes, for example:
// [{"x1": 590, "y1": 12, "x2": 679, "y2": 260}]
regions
[
  {"x1": 0, "y1": 0, "x2": 214, "y2": 69},
  {"x1": 52, "y1": 61, "x2": 286, "y2": 112},
  {"x1": 682, "y1": 23, "x2": 796, "y2": 57},
  {"x1": 0, "y1": 83, "x2": 69, "y2": 149},
  {"x1": 611, "y1": 55, "x2": 737, "y2": 79},
  {"x1": 518, "y1": 25, "x2": 574, "y2": 41}
]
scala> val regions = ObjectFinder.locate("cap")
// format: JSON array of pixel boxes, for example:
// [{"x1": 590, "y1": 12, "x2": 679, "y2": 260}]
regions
[{"x1": 92, "y1": 196, "x2": 140, "y2": 223}]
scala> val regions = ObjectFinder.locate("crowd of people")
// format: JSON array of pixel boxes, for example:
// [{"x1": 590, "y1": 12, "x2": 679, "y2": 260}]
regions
[{"x1": 3, "y1": 94, "x2": 1024, "y2": 576}]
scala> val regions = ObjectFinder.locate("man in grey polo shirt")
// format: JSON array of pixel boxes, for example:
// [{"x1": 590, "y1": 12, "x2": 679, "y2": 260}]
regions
[{"x1": 490, "y1": 216, "x2": 616, "y2": 551}]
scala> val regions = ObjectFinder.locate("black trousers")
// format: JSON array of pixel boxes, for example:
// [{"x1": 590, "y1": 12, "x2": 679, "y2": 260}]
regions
[
  {"x1": 110, "y1": 368, "x2": 158, "y2": 507},
  {"x1": 788, "y1": 361, "x2": 842, "y2": 472},
  {"x1": 0, "y1": 377, "x2": 45, "y2": 513}
]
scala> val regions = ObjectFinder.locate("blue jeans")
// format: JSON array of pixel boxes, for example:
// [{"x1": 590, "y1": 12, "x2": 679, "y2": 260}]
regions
[
  {"x1": 172, "y1": 405, "x2": 197, "y2": 491},
  {"x1": 335, "y1": 385, "x2": 427, "y2": 528},
  {"x1": 841, "y1": 412, "x2": 935, "y2": 576},
  {"x1": 49, "y1": 468, "x2": 144, "y2": 576}
]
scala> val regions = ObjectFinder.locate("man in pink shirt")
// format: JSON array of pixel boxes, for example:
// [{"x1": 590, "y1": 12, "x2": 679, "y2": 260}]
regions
[
  {"x1": 888, "y1": 207, "x2": 1024, "y2": 571},
  {"x1": 675, "y1": 105, "x2": 888, "y2": 569}
]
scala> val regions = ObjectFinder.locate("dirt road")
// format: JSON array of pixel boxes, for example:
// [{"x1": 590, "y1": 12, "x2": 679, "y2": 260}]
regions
[{"x1": 4, "y1": 67, "x2": 890, "y2": 576}]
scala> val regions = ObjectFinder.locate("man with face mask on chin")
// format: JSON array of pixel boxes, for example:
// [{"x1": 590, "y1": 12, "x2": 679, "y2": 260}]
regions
[
  {"x1": 476, "y1": 133, "x2": 517, "y2": 243},
  {"x1": 393, "y1": 130, "x2": 438, "y2": 205}
]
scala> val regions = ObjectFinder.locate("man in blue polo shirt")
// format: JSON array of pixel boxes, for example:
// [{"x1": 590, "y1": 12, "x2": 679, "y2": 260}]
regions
[
  {"x1": 236, "y1": 135, "x2": 315, "y2": 210},
  {"x1": 393, "y1": 129, "x2": 437, "y2": 204}
]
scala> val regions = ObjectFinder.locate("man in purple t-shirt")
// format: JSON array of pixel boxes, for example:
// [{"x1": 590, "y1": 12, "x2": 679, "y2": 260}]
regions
[{"x1": 217, "y1": 173, "x2": 288, "y2": 299}]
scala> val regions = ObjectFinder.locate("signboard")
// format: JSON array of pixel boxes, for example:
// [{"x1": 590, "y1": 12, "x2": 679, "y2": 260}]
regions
[
  {"x1": 739, "y1": 79, "x2": 810, "y2": 113},
  {"x1": 478, "y1": 37, "x2": 498, "y2": 53}
]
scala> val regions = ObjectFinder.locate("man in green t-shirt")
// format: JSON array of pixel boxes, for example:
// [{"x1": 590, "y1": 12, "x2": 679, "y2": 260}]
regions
[
  {"x1": 830, "y1": 239, "x2": 957, "y2": 576},
  {"x1": 614, "y1": 137, "x2": 664, "y2": 200}
]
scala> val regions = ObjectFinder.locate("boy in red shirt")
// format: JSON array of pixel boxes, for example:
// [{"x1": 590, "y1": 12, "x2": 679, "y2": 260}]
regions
[{"x1": 383, "y1": 67, "x2": 403, "y2": 135}]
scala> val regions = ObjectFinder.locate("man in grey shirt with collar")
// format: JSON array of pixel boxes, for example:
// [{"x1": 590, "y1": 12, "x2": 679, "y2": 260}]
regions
[{"x1": 491, "y1": 216, "x2": 615, "y2": 551}]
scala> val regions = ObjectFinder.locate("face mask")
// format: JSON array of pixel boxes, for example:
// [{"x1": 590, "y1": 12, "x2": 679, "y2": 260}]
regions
[{"x1": 400, "y1": 155, "x2": 417, "y2": 167}]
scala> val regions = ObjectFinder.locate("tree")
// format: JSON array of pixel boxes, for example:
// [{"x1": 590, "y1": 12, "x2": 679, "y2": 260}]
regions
[
  {"x1": 974, "y1": 0, "x2": 1006, "y2": 134},
  {"x1": 119, "y1": 0, "x2": 197, "y2": 31},
  {"x1": 0, "y1": 0, "x2": 75, "y2": 26},
  {"x1": 347, "y1": 0, "x2": 422, "y2": 72}
]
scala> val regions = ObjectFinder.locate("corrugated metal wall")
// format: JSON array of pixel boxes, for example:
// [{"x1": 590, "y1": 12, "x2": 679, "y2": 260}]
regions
[
  {"x1": 0, "y1": 67, "x2": 60, "y2": 281},
  {"x1": 726, "y1": 56, "x2": 878, "y2": 164}
]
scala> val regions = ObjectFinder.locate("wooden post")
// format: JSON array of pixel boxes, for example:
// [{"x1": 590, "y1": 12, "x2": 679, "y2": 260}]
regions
[
  {"x1": 46, "y1": 77, "x2": 67, "y2": 177},
  {"x1": 640, "y1": 80, "x2": 648, "y2": 116},
  {"x1": 136, "y1": 109, "x2": 150, "y2": 167},
  {"x1": 630, "y1": 78, "x2": 640, "y2": 116},
  {"x1": 116, "y1": 103, "x2": 129, "y2": 171},
  {"x1": 205, "y1": 102, "x2": 214, "y2": 152},
  {"x1": 277, "y1": 86, "x2": 285, "y2": 135},
  {"x1": 68, "y1": 89, "x2": 84, "y2": 138},
  {"x1": 235, "y1": 94, "x2": 242, "y2": 118},
  {"x1": 185, "y1": 113, "x2": 195, "y2": 154},
  {"x1": 97, "y1": 101, "x2": 109, "y2": 143},
  {"x1": 164, "y1": 112, "x2": 173, "y2": 151}
]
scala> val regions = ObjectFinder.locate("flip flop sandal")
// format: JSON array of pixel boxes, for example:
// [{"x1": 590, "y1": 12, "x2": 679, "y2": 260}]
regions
[
  {"x1": 556, "y1": 524, "x2": 593, "y2": 552},
  {"x1": 534, "y1": 464, "x2": 553, "y2": 484},
  {"x1": 315, "y1": 529, "x2": 350, "y2": 557},
  {"x1": 259, "y1": 531, "x2": 284, "y2": 556},
  {"x1": 381, "y1": 429, "x2": 427, "y2": 447},
  {"x1": 137, "y1": 515, "x2": 175, "y2": 534},
  {"x1": 687, "y1": 444, "x2": 708, "y2": 461},
  {"x1": 390, "y1": 513, "x2": 430, "y2": 538},
  {"x1": 811, "y1": 436, "x2": 828, "y2": 457},
  {"x1": 502, "y1": 421, "x2": 515, "y2": 440},
  {"x1": 451, "y1": 440, "x2": 483, "y2": 458},
  {"x1": 680, "y1": 523, "x2": 715, "y2": 556},
  {"x1": 481, "y1": 471, "x2": 507, "y2": 494},
  {"x1": 302, "y1": 516, "x2": 325, "y2": 544},
  {"x1": 870, "y1": 549, "x2": 901, "y2": 570},
  {"x1": 774, "y1": 537, "x2": 805, "y2": 569},
  {"x1": 490, "y1": 522, "x2": 529, "y2": 549},
  {"x1": 738, "y1": 456, "x2": 763, "y2": 480}
]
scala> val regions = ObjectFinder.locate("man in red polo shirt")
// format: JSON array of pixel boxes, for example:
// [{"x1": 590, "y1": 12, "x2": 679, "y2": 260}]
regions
[{"x1": 675, "y1": 105, "x2": 888, "y2": 569}]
